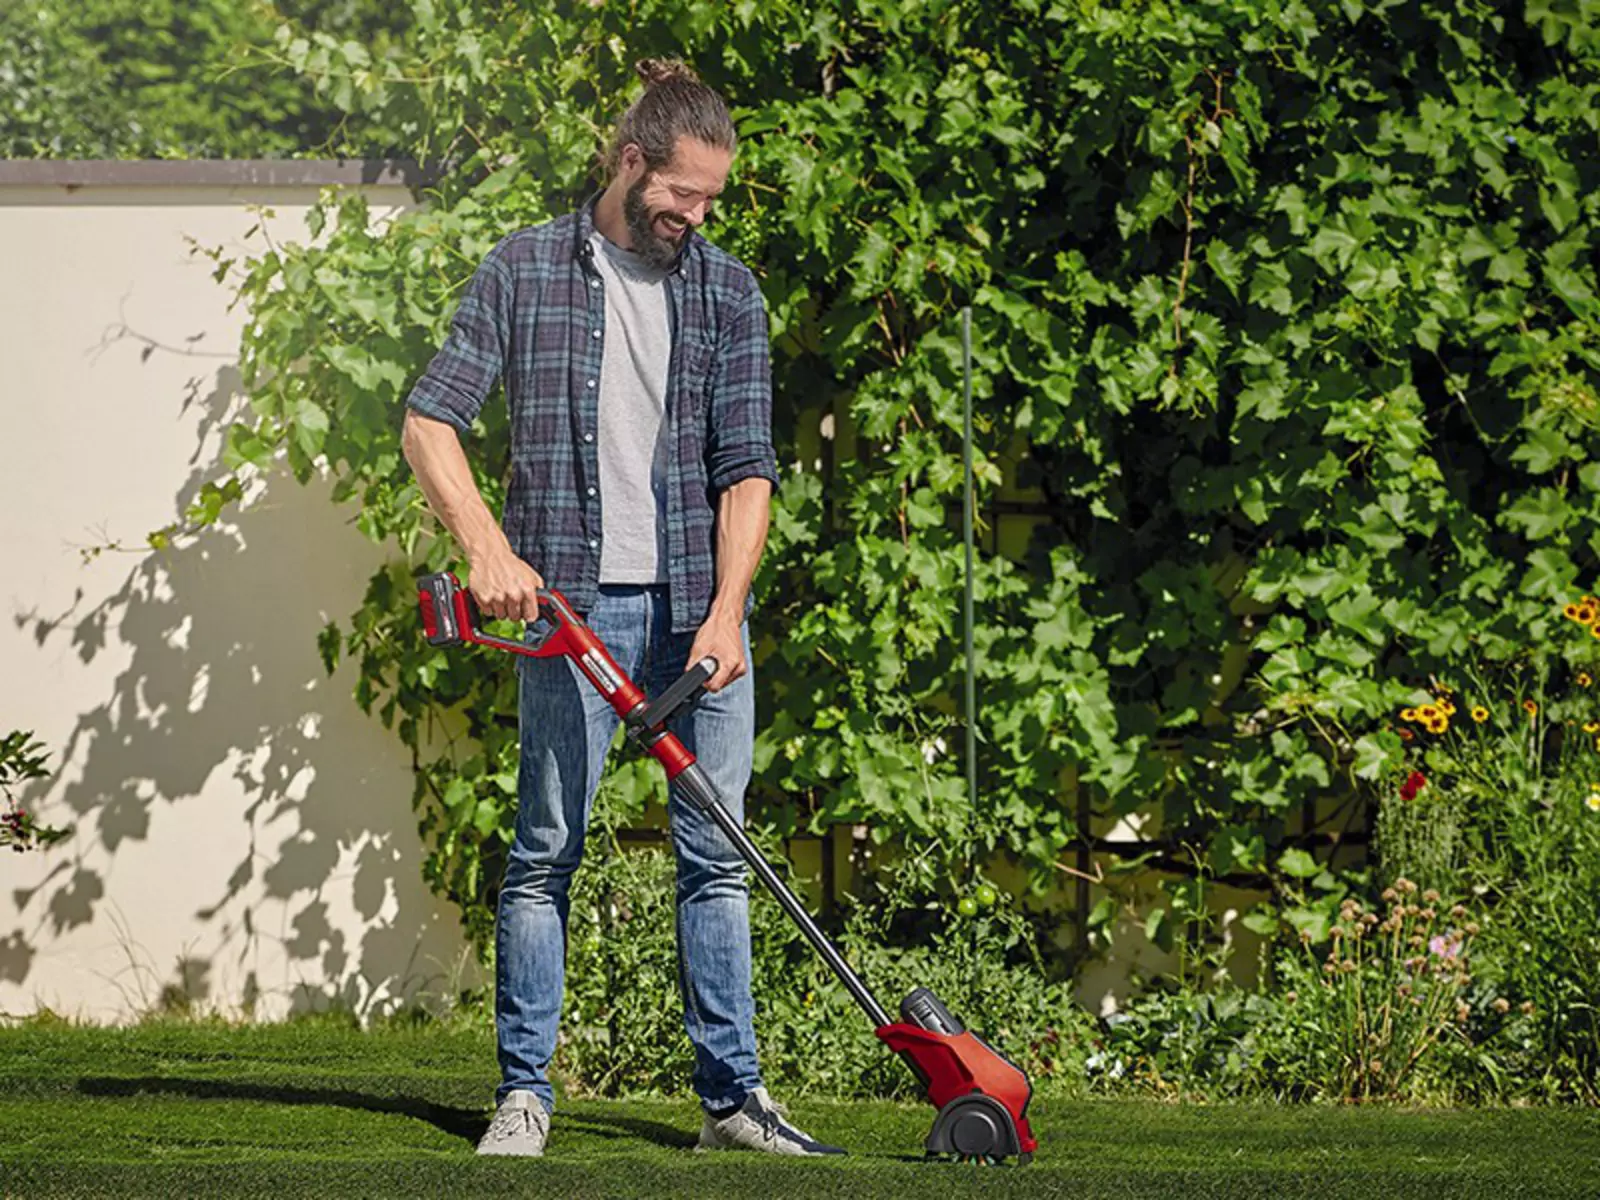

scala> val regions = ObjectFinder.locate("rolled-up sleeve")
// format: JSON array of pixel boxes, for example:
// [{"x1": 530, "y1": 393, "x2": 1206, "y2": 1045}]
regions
[
  {"x1": 705, "y1": 273, "x2": 781, "y2": 493},
  {"x1": 405, "y1": 239, "x2": 515, "y2": 432}
]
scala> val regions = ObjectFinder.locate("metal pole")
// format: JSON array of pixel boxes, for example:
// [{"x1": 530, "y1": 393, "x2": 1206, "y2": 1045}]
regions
[{"x1": 962, "y1": 308, "x2": 977, "y2": 823}]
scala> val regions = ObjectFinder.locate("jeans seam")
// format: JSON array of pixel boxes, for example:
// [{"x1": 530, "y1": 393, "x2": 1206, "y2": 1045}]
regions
[
  {"x1": 678, "y1": 900, "x2": 707, "y2": 1041},
  {"x1": 639, "y1": 586, "x2": 655, "y2": 684}
]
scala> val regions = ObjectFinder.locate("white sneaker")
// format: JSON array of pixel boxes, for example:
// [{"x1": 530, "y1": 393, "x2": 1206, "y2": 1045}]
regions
[
  {"x1": 476, "y1": 1089, "x2": 550, "y2": 1157},
  {"x1": 696, "y1": 1087, "x2": 845, "y2": 1156}
]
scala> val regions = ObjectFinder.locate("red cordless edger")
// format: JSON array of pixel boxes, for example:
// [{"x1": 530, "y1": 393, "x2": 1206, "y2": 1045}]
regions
[{"x1": 417, "y1": 571, "x2": 1036, "y2": 1164}]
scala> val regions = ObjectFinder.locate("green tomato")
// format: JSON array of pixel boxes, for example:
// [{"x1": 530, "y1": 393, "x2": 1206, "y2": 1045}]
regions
[
  {"x1": 956, "y1": 896, "x2": 978, "y2": 917},
  {"x1": 974, "y1": 883, "x2": 998, "y2": 908}
]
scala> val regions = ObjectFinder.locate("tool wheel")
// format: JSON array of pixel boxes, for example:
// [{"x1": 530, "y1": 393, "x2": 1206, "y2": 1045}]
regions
[{"x1": 924, "y1": 1093, "x2": 1025, "y2": 1164}]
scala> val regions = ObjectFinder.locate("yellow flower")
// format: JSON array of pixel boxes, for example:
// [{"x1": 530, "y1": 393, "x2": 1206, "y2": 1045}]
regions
[
  {"x1": 1586, "y1": 723, "x2": 1600, "y2": 734},
  {"x1": 1587, "y1": 794, "x2": 1600, "y2": 814},
  {"x1": 1400, "y1": 707, "x2": 1419, "y2": 722},
  {"x1": 1567, "y1": 603, "x2": 1584, "y2": 621},
  {"x1": 1581, "y1": 673, "x2": 1594, "y2": 688},
  {"x1": 1439, "y1": 698, "x2": 1456, "y2": 715},
  {"x1": 1579, "y1": 604, "x2": 1600, "y2": 625},
  {"x1": 1471, "y1": 706, "x2": 1489, "y2": 723},
  {"x1": 1426, "y1": 717, "x2": 1449, "y2": 735},
  {"x1": 1591, "y1": 623, "x2": 1600, "y2": 640},
  {"x1": 1418, "y1": 704, "x2": 1441, "y2": 720},
  {"x1": 1523, "y1": 700, "x2": 1539, "y2": 716}
]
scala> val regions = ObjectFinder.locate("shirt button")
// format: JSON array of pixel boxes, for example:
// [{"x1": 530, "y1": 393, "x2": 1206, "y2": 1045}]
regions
[
  {"x1": 586, "y1": 486, "x2": 596, "y2": 497},
  {"x1": 589, "y1": 539, "x2": 599, "y2": 550},
  {"x1": 586, "y1": 379, "x2": 596, "y2": 389},
  {"x1": 590, "y1": 279, "x2": 601, "y2": 289},
  {"x1": 583, "y1": 432, "x2": 594, "y2": 443},
  {"x1": 591, "y1": 328, "x2": 602, "y2": 339}
]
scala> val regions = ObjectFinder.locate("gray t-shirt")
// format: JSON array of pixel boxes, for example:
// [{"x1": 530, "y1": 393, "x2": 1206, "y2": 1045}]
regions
[{"x1": 590, "y1": 231, "x2": 671, "y2": 584}]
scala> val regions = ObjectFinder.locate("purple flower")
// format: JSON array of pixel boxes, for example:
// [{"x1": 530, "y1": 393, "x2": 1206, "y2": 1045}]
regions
[{"x1": 1429, "y1": 934, "x2": 1461, "y2": 958}]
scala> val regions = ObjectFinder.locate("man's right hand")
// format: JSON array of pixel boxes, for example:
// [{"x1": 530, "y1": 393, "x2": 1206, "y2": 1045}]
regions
[{"x1": 468, "y1": 550, "x2": 546, "y2": 622}]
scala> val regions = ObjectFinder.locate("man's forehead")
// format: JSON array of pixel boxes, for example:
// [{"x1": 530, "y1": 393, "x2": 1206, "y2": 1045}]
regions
[{"x1": 658, "y1": 137, "x2": 732, "y2": 192}]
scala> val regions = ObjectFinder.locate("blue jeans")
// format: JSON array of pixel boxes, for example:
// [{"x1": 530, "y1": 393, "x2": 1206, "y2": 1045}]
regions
[{"x1": 494, "y1": 584, "x2": 763, "y2": 1114}]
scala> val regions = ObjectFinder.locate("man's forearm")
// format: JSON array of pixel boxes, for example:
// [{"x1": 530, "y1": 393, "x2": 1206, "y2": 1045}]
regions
[
  {"x1": 707, "y1": 477, "x2": 773, "y2": 624},
  {"x1": 401, "y1": 409, "x2": 509, "y2": 565}
]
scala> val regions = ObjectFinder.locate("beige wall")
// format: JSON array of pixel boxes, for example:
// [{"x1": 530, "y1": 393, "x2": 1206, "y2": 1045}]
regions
[{"x1": 0, "y1": 174, "x2": 476, "y2": 1021}]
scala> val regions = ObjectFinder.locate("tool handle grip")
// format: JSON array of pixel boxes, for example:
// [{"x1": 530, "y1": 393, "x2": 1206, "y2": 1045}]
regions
[
  {"x1": 417, "y1": 571, "x2": 580, "y2": 657},
  {"x1": 635, "y1": 656, "x2": 718, "y2": 732}
]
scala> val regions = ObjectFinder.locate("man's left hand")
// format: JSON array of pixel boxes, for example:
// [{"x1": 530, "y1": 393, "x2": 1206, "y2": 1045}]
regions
[{"x1": 688, "y1": 613, "x2": 745, "y2": 692}]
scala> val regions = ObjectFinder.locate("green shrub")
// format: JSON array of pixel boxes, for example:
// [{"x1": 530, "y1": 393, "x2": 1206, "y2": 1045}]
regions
[
  {"x1": 1090, "y1": 986, "x2": 1284, "y2": 1100},
  {"x1": 553, "y1": 792, "x2": 1093, "y2": 1101},
  {"x1": 0, "y1": 732, "x2": 70, "y2": 853}
]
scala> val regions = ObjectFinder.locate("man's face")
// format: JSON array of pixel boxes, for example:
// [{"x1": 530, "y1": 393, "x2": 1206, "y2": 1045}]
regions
[{"x1": 619, "y1": 135, "x2": 732, "y2": 270}]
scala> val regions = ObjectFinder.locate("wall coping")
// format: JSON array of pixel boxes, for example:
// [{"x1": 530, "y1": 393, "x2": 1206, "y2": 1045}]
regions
[{"x1": 0, "y1": 160, "x2": 437, "y2": 188}]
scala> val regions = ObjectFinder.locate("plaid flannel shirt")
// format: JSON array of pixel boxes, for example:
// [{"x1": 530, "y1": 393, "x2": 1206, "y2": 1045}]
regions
[{"x1": 405, "y1": 200, "x2": 780, "y2": 633}]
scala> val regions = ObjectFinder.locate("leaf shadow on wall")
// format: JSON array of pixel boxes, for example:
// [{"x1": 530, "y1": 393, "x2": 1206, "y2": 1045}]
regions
[{"x1": 5, "y1": 364, "x2": 477, "y2": 1018}]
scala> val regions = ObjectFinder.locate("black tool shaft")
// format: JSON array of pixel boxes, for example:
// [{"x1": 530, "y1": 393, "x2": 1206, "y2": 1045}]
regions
[{"x1": 675, "y1": 763, "x2": 892, "y2": 1029}]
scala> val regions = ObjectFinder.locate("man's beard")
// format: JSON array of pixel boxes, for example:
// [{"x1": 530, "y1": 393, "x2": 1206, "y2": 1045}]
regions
[{"x1": 623, "y1": 175, "x2": 689, "y2": 271}]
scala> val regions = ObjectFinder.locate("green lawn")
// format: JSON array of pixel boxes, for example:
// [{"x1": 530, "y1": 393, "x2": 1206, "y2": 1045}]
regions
[{"x1": 0, "y1": 1020, "x2": 1595, "y2": 1199}]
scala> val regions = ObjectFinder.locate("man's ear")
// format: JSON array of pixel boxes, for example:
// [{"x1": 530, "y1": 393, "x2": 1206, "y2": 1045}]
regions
[{"x1": 618, "y1": 142, "x2": 646, "y2": 179}]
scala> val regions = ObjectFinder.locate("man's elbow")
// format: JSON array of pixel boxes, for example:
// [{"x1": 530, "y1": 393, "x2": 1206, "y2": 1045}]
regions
[{"x1": 401, "y1": 408, "x2": 452, "y2": 470}]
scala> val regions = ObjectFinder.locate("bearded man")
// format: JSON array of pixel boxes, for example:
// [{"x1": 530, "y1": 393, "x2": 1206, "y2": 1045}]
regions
[{"x1": 401, "y1": 58, "x2": 842, "y2": 1159}]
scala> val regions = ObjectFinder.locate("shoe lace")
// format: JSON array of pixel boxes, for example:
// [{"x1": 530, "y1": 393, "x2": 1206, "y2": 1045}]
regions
[
  {"x1": 489, "y1": 1105, "x2": 537, "y2": 1141},
  {"x1": 751, "y1": 1096, "x2": 799, "y2": 1142}
]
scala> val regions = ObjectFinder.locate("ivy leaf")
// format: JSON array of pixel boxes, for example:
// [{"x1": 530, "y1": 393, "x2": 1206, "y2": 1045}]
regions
[
  {"x1": 1279, "y1": 848, "x2": 1320, "y2": 878},
  {"x1": 1240, "y1": 907, "x2": 1278, "y2": 936},
  {"x1": 1510, "y1": 427, "x2": 1576, "y2": 474},
  {"x1": 905, "y1": 486, "x2": 943, "y2": 529},
  {"x1": 1500, "y1": 489, "x2": 1571, "y2": 540},
  {"x1": 1284, "y1": 907, "x2": 1332, "y2": 943},
  {"x1": 1545, "y1": 264, "x2": 1598, "y2": 318},
  {"x1": 1205, "y1": 241, "x2": 1245, "y2": 296},
  {"x1": 1144, "y1": 907, "x2": 1172, "y2": 952},
  {"x1": 1309, "y1": 219, "x2": 1360, "y2": 272},
  {"x1": 223, "y1": 424, "x2": 272, "y2": 471},
  {"x1": 1351, "y1": 733, "x2": 1393, "y2": 780},
  {"x1": 1327, "y1": 591, "x2": 1385, "y2": 645},
  {"x1": 1520, "y1": 547, "x2": 1577, "y2": 598},
  {"x1": 292, "y1": 409, "x2": 330, "y2": 460},
  {"x1": 1210, "y1": 824, "x2": 1265, "y2": 874},
  {"x1": 1087, "y1": 896, "x2": 1117, "y2": 929},
  {"x1": 1248, "y1": 260, "x2": 1295, "y2": 314}
]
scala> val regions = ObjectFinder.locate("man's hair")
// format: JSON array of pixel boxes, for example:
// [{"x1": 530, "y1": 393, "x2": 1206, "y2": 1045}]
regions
[{"x1": 604, "y1": 58, "x2": 736, "y2": 178}]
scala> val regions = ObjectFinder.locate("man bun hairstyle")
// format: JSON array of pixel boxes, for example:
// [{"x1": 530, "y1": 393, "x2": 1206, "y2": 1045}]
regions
[{"x1": 605, "y1": 57, "x2": 736, "y2": 177}]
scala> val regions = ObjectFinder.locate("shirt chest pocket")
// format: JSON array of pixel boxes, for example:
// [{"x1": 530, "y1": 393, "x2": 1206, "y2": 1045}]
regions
[{"x1": 674, "y1": 338, "x2": 715, "y2": 425}]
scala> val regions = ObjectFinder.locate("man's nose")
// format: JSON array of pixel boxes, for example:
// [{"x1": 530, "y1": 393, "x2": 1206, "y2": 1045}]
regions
[{"x1": 683, "y1": 199, "x2": 709, "y2": 226}]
